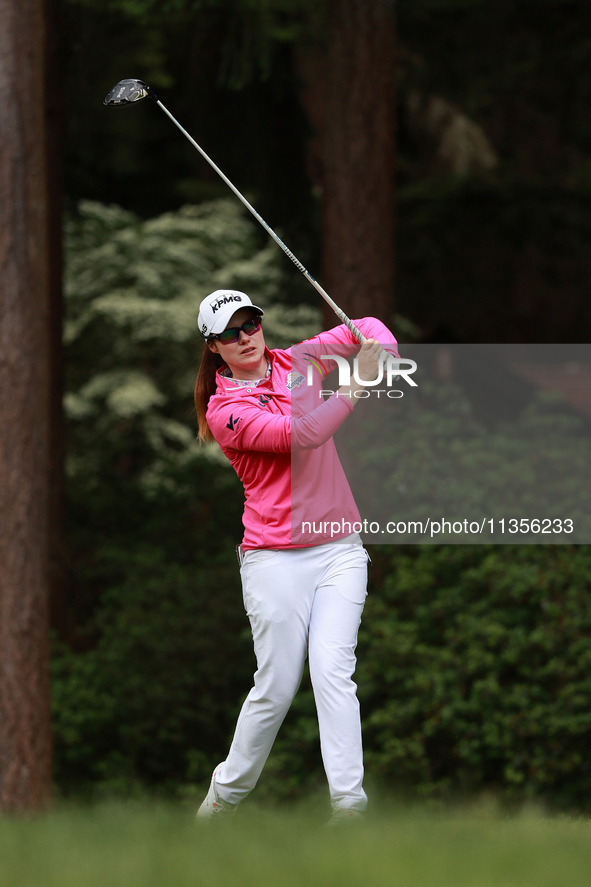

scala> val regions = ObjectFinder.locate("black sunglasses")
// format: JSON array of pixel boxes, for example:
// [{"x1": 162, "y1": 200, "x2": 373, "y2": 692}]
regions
[{"x1": 211, "y1": 316, "x2": 262, "y2": 345}]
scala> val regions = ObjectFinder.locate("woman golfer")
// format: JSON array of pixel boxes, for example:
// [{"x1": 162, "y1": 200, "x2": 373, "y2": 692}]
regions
[{"x1": 194, "y1": 289, "x2": 398, "y2": 824}]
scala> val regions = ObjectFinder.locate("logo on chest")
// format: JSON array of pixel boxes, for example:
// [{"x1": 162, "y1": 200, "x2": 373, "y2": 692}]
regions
[{"x1": 286, "y1": 372, "x2": 305, "y2": 390}]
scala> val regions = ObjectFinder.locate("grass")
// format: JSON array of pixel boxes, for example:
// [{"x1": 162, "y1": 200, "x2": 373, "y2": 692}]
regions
[{"x1": 0, "y1": 796, "x2": 590, "y2": 887}]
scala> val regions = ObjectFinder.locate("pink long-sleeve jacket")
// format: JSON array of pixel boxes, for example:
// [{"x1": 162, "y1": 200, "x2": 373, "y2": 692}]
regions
[{"x1": 206, "y1": 318, "x2": 398, "y2": 549}]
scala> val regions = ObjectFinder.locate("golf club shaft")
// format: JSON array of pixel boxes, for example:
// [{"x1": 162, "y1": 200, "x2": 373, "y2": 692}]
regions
[{"x1": 156, "y1": 100, "x2": 367, "y2": 345}]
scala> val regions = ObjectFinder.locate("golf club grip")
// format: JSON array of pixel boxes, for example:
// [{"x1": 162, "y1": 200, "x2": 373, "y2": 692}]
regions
[{"x1": 156, "y1": 100, "x2": 367, "y2": 346}]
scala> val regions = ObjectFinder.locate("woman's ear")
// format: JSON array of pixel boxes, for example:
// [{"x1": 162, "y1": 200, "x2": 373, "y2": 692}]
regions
[{"x1": 207, "y1": 339, "x2": 219, "y2": 354}]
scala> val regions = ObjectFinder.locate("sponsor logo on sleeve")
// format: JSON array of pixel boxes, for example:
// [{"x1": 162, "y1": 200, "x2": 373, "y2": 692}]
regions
[{"x1": 226, "y1": 413, "x2": 242, "y2": 432}]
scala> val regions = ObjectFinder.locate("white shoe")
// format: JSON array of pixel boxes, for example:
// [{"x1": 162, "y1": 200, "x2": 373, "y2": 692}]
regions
[
  {"x1": 196, "y1": 762, "x2": 237, "y2": 820},
  {"x1": 326, "y1": 808, "x2": 364, "y2": 827}
]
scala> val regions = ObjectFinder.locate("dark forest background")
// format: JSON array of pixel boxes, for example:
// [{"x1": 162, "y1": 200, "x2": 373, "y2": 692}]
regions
[{"x1": 2, "y1": 0, "x2": 591, "y2": 812}]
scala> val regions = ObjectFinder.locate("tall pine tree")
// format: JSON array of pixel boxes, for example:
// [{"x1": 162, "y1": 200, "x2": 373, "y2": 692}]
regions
[{"x1": 0, "y1": 0, "x2": 55, "y2": 811}]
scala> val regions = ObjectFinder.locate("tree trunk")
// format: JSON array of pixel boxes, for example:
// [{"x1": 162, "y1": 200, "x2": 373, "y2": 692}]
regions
[
  {"x1": 298, "y1": 0, "x2": 397, "y2": 326},
  {"x1": 45, "y1": 0, "x2": 67, "y2": 641},
  {"x1": 0, "y1": 0, "x2": 53, "y2": 811}
]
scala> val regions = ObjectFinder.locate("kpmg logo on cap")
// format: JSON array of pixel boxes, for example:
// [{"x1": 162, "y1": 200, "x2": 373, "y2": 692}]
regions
[{"x1": 211, "y1": 294, "x2": 244, "y2": 313}]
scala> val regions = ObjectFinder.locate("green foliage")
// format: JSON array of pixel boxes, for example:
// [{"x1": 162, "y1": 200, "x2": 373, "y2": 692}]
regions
[
  {"x1": 64, "y1": 0, "x2": 323, "y2": 87},
  {"x1": 394, "y1": 1, "x2": 591, "y2": 341},
  {"x1": 396, "y1": 178, "x2": 591, "y2": 342},
  {"x1": 52, "y1": 547, "x2": 252, "y2": 794},
  {"x1": 359, "y1": 545, "x2": 591, "y2": 810}
]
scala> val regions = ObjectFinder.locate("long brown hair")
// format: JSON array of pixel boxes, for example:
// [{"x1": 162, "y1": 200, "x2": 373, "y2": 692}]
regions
[{"x1": 194, "y1": 342, "x2": 226, "y2": 442}]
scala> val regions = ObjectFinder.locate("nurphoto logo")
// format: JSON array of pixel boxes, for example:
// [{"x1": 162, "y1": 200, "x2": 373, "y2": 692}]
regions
[{"x1": 305, "y1": 353, "x2": 418, "y2": 399}]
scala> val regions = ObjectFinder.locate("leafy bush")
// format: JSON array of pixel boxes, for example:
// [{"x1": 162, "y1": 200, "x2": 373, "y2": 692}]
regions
[
  {"x1": 359, "y1": 545, "x2": 591, "y2": 810},
  {"x1": 52, "y1": 545, "x2": 252, "y2": 795}
]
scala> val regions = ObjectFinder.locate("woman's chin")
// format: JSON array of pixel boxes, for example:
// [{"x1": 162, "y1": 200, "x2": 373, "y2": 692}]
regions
[{"x1": 232, "y1": 355, "x2": 265, "y2": 378}]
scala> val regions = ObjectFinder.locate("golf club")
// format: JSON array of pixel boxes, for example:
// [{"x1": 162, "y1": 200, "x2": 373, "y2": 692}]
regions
[{"x1": 103, "y1": 79, "x2": 370, "y2": 345}]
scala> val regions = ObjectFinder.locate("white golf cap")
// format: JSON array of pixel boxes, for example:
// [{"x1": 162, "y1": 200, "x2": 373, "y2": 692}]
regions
[{"x1": 198, "y1": 290, "x2": 264, "y2": 338}]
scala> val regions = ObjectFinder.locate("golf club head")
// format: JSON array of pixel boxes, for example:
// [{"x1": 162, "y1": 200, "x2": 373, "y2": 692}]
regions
[{"x1": 103, "y1": 79, "x2": 156, "y2": 106}]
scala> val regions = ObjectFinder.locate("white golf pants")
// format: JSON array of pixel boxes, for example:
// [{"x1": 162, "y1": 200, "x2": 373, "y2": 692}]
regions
[{"x1": 214, "y1": 537, "x2": 369, "y2": 811}]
